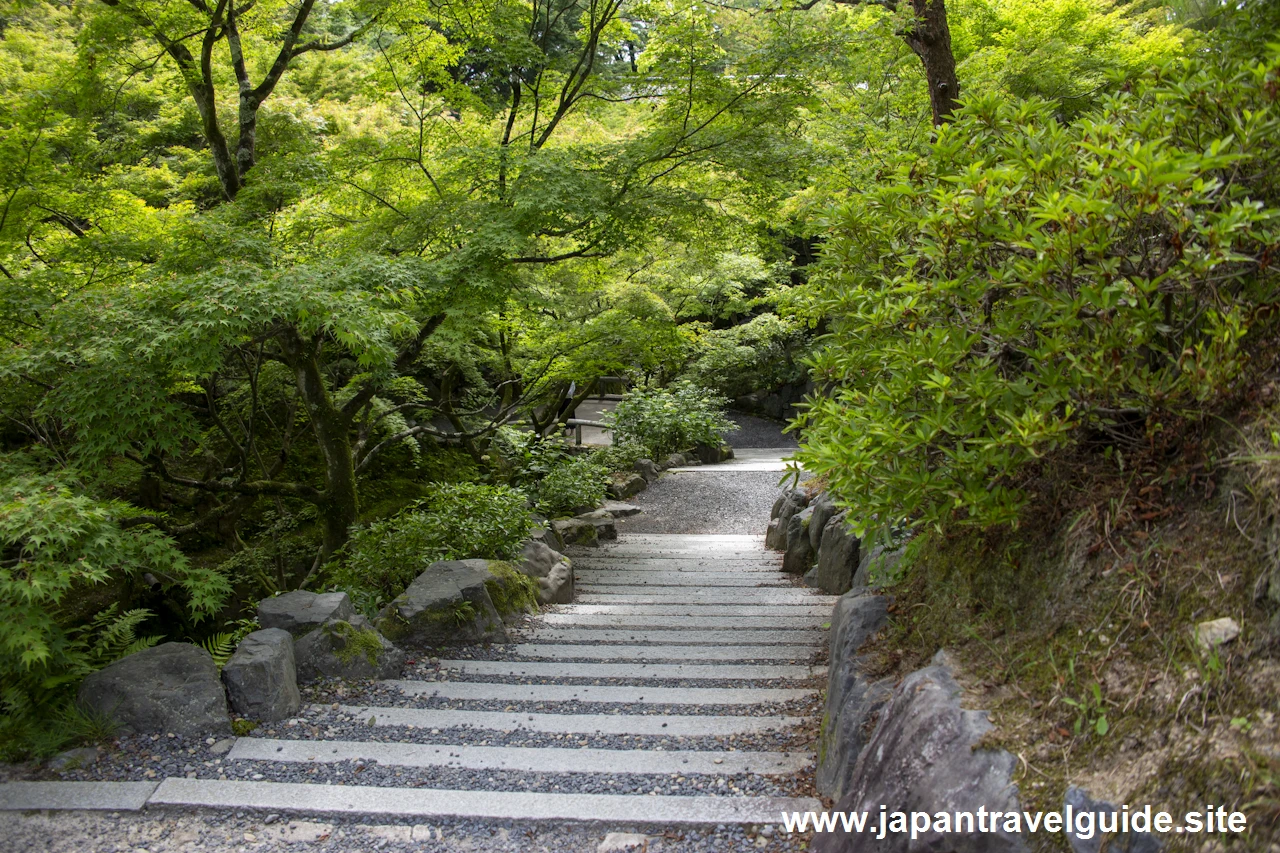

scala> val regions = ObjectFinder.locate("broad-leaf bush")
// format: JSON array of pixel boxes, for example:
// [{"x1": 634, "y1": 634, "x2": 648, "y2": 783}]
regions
[
  {"x1": 0, "y1": 475, "x2": 229, "y2": 758},
  {"x1": 329, "y1": 483, "x2": 533, "y2": 615},
  {"x1": 536, "y1": 455, "x2": 611, "y2": 517},
  {"x1": 492, "y1": 429, "x2": 610, "y2": 516},
  {"x1": 681, "y1": 313, "x2": 811, "y2": 399},
  {"x1": 796, "y1": 32, "x2": 1280, "y2": 534},
  {"x1": 605, "y1": 383, "x2": 736, "y2": 459}
]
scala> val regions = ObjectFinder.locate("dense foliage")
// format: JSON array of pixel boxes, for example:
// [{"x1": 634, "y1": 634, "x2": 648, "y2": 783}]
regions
[
  {"x1": 796, "y1": 19, "x2": 1280, "y2": 533},
  {"x1": 0, "y1": 474, "x2": 229, "y2": 755},
  {"x1": 328, "y1": 484, "x2": 533, "y2": 615},
  {"x1": 536, "y1": 456, "x2": 612, "y2": 518},
  {"x1": 0, "y1": 0, "x2": 1232, "y2": 756},
  {"x1": 606, "y1": 383, "x2": 737, "y2": 459}
]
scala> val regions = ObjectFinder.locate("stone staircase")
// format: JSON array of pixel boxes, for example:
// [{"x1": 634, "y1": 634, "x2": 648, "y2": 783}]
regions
[{"x1": 146, "y1": 534, "x2": 831, "y2": 827}]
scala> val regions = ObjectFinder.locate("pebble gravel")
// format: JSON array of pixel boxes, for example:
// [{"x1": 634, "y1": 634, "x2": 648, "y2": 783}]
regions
[
  {"x1": 5, "y1": 429, "x2": 831, "y2": 853},
  {"x1": 615, "y1": 472, "x2": 793, "y2": 535},
  {"x1": 723, "y1": 414, "x2": 798, "y2": 449},
  {"x1": 1, "y1": 810, "x2": 812, "y2": 853}
]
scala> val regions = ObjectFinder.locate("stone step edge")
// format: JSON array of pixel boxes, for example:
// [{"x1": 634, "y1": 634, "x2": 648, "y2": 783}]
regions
[
  {"x1": 0, "y1": 779, "x2": 822, "y2": 825},
  {"x1": 230, "y1": 737, "x2": 814, "y2": 775},
  {"x1": 0, "y1": 781, "x2": 159, "y2": 812},
  {"x1": 148, "y1": 778, "x2": 821, "y2": 825},
  {"x1": 435, "y1": 660, "x2": 827, "y2": 680},
  {"x1": 328, "y1": 705, "x2": 805, "y2": 736},
  {"x1": 507, "y1": 644, "x2": 819, "y2": 661},
  {"x1": 383, "y1": 680, "x2": 816, "y2": 705}
]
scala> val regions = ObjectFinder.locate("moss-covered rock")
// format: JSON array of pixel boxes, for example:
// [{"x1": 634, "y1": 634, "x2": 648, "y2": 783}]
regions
[
  {"x1": 375, "y1": 559, "x2": 509, "y2": 647},
  {"x1": 294, "y1": 617, "x2": 404, "y2": 683},
  {"x1": 484, "y1": 560, "x2": 541, "y2": 615}
]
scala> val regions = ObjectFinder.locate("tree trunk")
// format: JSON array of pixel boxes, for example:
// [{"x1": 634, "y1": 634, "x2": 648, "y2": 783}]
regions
[
  {"x1": 236, "y1": 93, "x2": 260, "y2": 178},
  {"x1": 280, "y1": 330, "x2": 359, "y2": 563},
  {"x1": 903, "y1": 0, "x2": 960, "y2": 125},
  {"x1": 184, "y1": 78, "x2": 243, "y2": 199}
]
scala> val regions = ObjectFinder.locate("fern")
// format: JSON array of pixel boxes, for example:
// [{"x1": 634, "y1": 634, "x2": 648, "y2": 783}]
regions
[
  {"x1": 195, "y1": 617, "x2": 260, "y2": 671},
  {"x1": 86, "y1": 608, "x2": 161, "y2": 667},
  {"x1": 199, "y1": 633, "x2": 236, "y2": 670}
]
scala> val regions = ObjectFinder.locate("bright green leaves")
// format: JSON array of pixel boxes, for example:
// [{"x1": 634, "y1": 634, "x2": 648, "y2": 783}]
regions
[
  {"x1": 796, "y1": 31, "x2": 1280, "y2": 534},
  {"x1": 327, "y1": 482, "x2": 533, "y2": 615},
  {"x1": 951, "y1": 0, "x2": 1184, "y2": 117},
  {"x1": 4, "y1": 254, "x2": 442, "y2": 465},
  {"x1": 0, "y1": 474, "x2": 229, "y2": 670},
  {"x1": 605, "y1": 381, "x2": 735, "y2": 459}
]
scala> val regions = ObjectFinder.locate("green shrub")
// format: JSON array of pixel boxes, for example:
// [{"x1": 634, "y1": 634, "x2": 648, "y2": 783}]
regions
[
  {"x1": 492, "y1": 427, "x2": 612, "y2": 515},
  {"x1": 492, "y1": 427, "x2": 570, "y2": 490},
  {"x1": 536, "y1": 455, "x2": 610, "y2": 517},
  {"x1": 591, "y1": 440, "x2": 649, "y2": 473},
  {"x1": 796, "y1": 28, "x2": 1280, "y2": 534},
  {"x1": 329, "y1": 483, "x2": 533, "y2": 615},
  {"x1": 0, "y1": 475, "x2": 229, "y2": 758},
  {"x1": 605, "y1": 382, "x2": 736, "y2": 459},
  {"x1": 681, "y1": 313, "x2": 811, "y2": 399}
]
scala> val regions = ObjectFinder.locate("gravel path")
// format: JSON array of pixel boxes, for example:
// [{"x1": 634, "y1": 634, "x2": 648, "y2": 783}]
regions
[
  {"x1": 724, "y1": 414, "x2": 797, "y2": 449},
  {"x1": 1, "y1": 810, "x2": 794, "y2": 853},
  {"x1": 615, "y1": 414, "x2": 800, "y2": 535},
  {"x1": 616, "y1": 472, "x2": 798, "y2": 535},
  {"x1": 2, "y1": 473, "x2": 825, "y2": 853}
]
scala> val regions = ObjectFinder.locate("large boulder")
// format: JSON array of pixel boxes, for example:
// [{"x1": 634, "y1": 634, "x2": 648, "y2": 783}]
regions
[
  {"x1": 817, "y1": 592, "x2": 891, "y2": 799},
  {"x1": 633, "y1": 459, "x2": 660, "y2": 483},
  {"x1": 814, "y1": 512, "x2": 860, "y2": 595},
  {"x1": 575, "y1": 509, "x2": 618, "y2": 541},
  {"x1": 607, "y1": 473, "x2": 646, "y2": 500},
  {"x1": 661, "y1": 452, "x2": 688, "y2": 470},
  {"x1": 854, "y1": 544, "x2": 906, "y2": 589},
  {"x1": 782, "y1": 505, "x2": 816, "y2": 575},
  {"x1": 1063, "y1": 786, "x2": 1162, "y2": 853},
  {"x1": 78, "y1": 643, "x2": 230, "y2": 736},
  {"x1": 552, "y1": 517, "x2": 599, "y2": 548},
  {"x1": 530, "y1": 523, "x2": 566, "y2": 553},
  {"x1": 376, "y1": 559, "x2": 510, "y2": 646},
  {"x1": 517, "y1": 539, "x2": 575, "y2": 605},
  {"x1": 813, "y1": 652, "x2": 1027, "y2": 853},
  {"x1": 257, "y1": 591, "x2": 355, "y2": 637},
  {"x1": 601, "y1": 501, "x2": 641, "y2": 517},
  {"x1": 693, "y1": 443, "x2": 734, "y2": 464},
  {"x1": 221, "y1": 628, "x2": 301, "y2": 722},
  {"x1": 809, "y1": 493, "x2": 838, "y2": 553},
  {"x1": 766, "y1": 489, "x2": 809, "y2": 551},
  {"x1": 295, "y1": 616, "x2": 405, "y2": 682}
]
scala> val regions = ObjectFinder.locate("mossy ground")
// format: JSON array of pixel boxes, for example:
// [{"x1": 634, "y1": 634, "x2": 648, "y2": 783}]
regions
[{"x1": 859, "y1": 412, "x2": 1280, "y2": 850}]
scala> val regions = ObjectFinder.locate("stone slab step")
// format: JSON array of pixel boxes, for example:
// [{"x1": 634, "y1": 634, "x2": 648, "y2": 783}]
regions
[
  {"x1": 575, "y1": 574, "x2": 792, "y2": 587},
  {"x1": 511, "y1": 644, "x2": 817, "y2": 661},
  {"x1": 571, "y1": 561, "x2": 782, "y2": 572},
  {"x1": 525, "y1": 629, "x2": 824, "y2": 645},
  {"x1": 230, "y1": 738, "x2": 812, "y2": 776},
  {"x1": 575, "y1": 592, "x2": 834, "y2": 605},
  {"x1": 0, "y1": 781, "x2": 159, "y2": 812},
  {"x1": 667, "y1": 463, "x2": 791, "y2": 472},
  {"x1": 585, "y1": 549, "x2": 771, "y2": 559},
  {"x1": 610, "y1": 534, "x2": 766, "y2": 545},
  {"x1": 575, "y1": 584, "x2": 808, "y2": 596},
  {"x1": 385, "y1": 680, "x2": 815, "y2": 705},
  {"x1": 558, "y1": 604, "x2": 831, "y2": 617},
  {"x1": 437, "y1": 660, "x2": 822, "y2": 681},
  {"x1": 539, "y1": 614, "x2": 827, "y2": 629},
  {"x1": 333, "y1": 705, "x2": 804, "y2": 736},
  {"x1": 148, "y1": 778, "x2": 821, "y2": 825}
]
